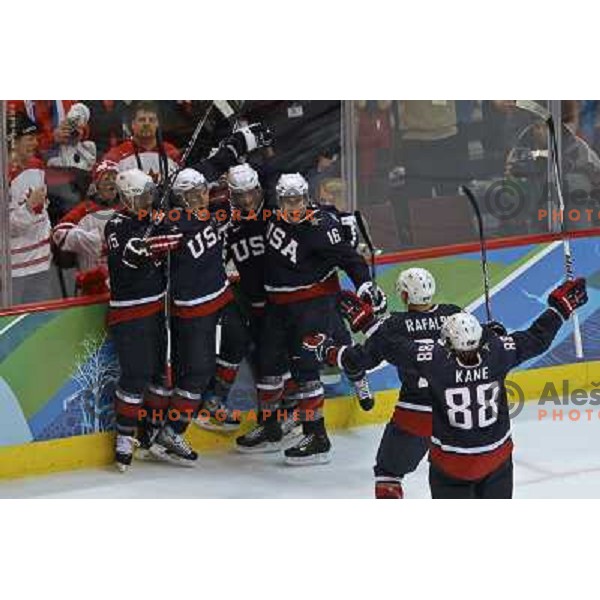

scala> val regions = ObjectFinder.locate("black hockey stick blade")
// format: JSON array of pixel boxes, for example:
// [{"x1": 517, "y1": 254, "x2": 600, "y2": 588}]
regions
[
  {"x1": 354, "y1": 210, "x2": 377, "y2": 281},
  {"x1": 461, "y1": 185, "x2": 493, "y2": 322}
]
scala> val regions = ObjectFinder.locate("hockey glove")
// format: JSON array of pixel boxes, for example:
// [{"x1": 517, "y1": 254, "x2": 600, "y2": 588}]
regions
[
  {"x1": 302, "y1": 333, "x2": 341, "y2": 367},
  {"x1": 484, "y1": 320, "x2": 507, "y2": 337},
  {"x1": 357, "y1": 281, "x2": 387, "y2": 316},
  {"x1": 146, "y1": 233, "x2": 183, "y2": 256},
  {"x1": 75, "y1": 266, "x2": 109, "y2": 296},
  {"x1": 338, "y1": 290, "x2": 378, "y2": 333},
  {"x1": 227, "y1": 123, "x2": 273, "y2": 157},
  {"x1": 548, "y1": 277, "x2": 588, "y2": 320},
  {"x1": 122, "y1": 238, "x2": 152, "y2": 269}
]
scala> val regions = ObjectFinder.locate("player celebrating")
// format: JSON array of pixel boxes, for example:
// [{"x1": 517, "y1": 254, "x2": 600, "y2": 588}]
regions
[
  {"x1": 249, "y1": 172, "x2": 385, "y2": 465},
  {"x1": 200, "y1": 163, "x2": 267, "y2": 432},
  {"x1": 340, "y1": 268, "x2": 461, "y2": 498},
  {"x1": 105, "y1": 169, "x2": 182, "y2": 472},
  {"x1": 137, "y1": 168, "x2": 234, "y2": 465},
  {"x1": 305, "y1": 278, "x2": 587, "y2": 497}
]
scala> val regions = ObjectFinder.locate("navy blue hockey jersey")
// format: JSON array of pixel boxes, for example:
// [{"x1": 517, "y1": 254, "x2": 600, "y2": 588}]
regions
[
  {"x1": 224, "y1": 212, "x2": 269, "y2": 312},
  {"x1": 364, "y1": 304, "x2": 461, "y2": 436},
  {"x1": 105, "y1": 211, "x2": 167, "y2": 325},
  {"x1": 168, "y1": 209, "x2": 232, "y2": 318},
  {"x1": 341, "y1": 308, "x2": 563, "y2": 480},
  {"x1": 264, "y1": 208, "x2": 370, "y2": 304}
]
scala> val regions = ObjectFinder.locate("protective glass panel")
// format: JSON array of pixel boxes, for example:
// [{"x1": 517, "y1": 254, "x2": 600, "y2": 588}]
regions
[{"x1": 350, "y1": 100, "x2": 560, "y2": 252}]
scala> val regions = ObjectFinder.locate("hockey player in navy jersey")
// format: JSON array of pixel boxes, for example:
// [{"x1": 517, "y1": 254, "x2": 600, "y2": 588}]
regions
[
  {"x1": 201, "y1": 164, "x2": 302, "y2": 442},
  {"x1": 339, "y1": 268, "x2": 461, "y2": 498},
  {"x1": 105, "y1": 169, "x2": 182, "y2": 472},
  {"x1": 206, "y1": 163, "x2": 269, "y2": 431},
  {"x1": 136, "y1": 167, "x2": 234, "y2": 466},
  {"x1": 247, "y1": 172, "x2": 386, "y2": 465},
  {"x1": 105, "y1": 120, "x2": 275, "y2": 470},
  {"x1": 305, "y1": 277, "x2": 587, "y2": 497}
]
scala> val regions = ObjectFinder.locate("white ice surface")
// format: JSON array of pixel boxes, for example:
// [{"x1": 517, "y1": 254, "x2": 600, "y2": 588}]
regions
[{"x1": 2, "y1": 403, "x2": 600, "y2": 498}]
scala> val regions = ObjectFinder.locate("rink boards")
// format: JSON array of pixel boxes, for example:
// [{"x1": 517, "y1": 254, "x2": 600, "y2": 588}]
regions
[{"x1": 1, "y1": 234, "x2": 600, "y2": 479}]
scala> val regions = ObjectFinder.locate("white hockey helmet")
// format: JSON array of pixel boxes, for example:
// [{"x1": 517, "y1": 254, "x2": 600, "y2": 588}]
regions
[
  {"x1": 441, "y1": 312, "x2": 483, "y2": 353},
  {"x1": 396, "y1": 268, "x2": 436, "y2": 305},
  {"x1": 276, "y1": 173, "x2": 310, "y2": 223},
  {"x1": 228, "y1": 163, "x2": 260, "y2": 192},
  {"x1": 116, "y1": 168, "x2": 155, "y2": 213},
  {"x1": 228, "y1": 163, "x2": 263, "y2": 218},
  {"x1": 172, "y1": 168, "x2": 208, "y2": 209}
]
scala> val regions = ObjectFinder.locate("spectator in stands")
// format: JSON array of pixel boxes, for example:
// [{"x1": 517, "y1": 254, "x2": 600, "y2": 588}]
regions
[
  {"x1": 390, "y1": 101, "x2": 468, "y2": 245},
  {"x1": 43, "y1": 103, "x2": 97, "y2": 221},
  {"x1": 46, "y1": 103, "x2": 96, "y2": 172},
  {"x1": 8, "y1": 101, "x2": 98, "y2": 223},
  {"x1": 52, "y1": 160, "x2": 120, "y2": 296},
  {"x1": 104, "y1": 100, "x2": 180, "y2": 181},
  {"x1": 480, "y1": 100, "x2": 533, "y2": 178},
  {"x1": 307, "y1": 143, "x2": 341, "y2": 202},
  {"x1": 8, "y1": 114, "x2": 58, "y2": 304},
  {"x1": 506, "y1": 101, "x2": 600, "y2": 231},
  {"x1": 356, "y1": 100, "x2": 394, "y2": 205},
  {"x1": 396, "y1": 100, "x2": 466, "y2": 198},
  {"x1": 7, "y1": 101, "x2": 80, "y2": 158},
  {"x1": 317, "y1": 177, "x2": 347, "y2": 211}
]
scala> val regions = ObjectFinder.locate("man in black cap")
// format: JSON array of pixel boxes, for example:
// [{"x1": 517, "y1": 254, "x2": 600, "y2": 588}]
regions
[{"x1": 8, "y1": 113, "x2": 59, "y2": 304}]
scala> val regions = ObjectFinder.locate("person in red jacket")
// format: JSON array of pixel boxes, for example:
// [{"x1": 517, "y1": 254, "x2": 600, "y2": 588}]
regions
[
  {"x1": 52, "y1": 160, "x2": 120, "y2": 296},
  {"x1": 104, "y1": 101, "x2": 180, "y2": 183},
  {"x1": 7, "y1": 100, "x2": 80, "y2": 157}
]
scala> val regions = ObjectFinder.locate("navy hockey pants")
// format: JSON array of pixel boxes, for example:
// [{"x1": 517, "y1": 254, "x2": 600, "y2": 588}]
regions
[
  {"x1": 258, "y1": 294, "x2": 340, "y2": 383},
  {"x1": 374, "y1": 421, "x2": 429, "y2": 480},
  {"x1": 429, "y1": 457, "x2": 514, "y2": 499}
]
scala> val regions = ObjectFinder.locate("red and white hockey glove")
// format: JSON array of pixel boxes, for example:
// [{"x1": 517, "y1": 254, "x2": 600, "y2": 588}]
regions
[
  {"x1": 357, "y1": 281, "x2": 387, "y2": 316},
  {"x1": 338, "y1": 290, "x2": 378, "y2": 333},
  {"x1": 302, "y1": 333, "x2": 341, "y2": 367},
  {"x1": 548, "y1": 277, "x2": 588, "y2": 320},
  {"x1": 75, "y1": 266, "x2": 109, "y2": 296},
  {"x1": 146, "y1": 233, "x2": 183, "y2": 256}
]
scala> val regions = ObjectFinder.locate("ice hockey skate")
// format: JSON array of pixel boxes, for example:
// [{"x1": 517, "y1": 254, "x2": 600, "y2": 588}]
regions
[
  {"x1": 115, "y1": 434, "x2": 138, "y2": 473},
  {"x1": 149, "y1": 425, "x2": 198, "y2": 467},
  {"x1": 284, "y1": 420, "x2": 332, "y2": 466},
  {"x1": 235, "y1": 418, "x2": 283, "y2": 453},
  {"x1": 194, "y1": 395, "x2": 241, "y2": 432}
]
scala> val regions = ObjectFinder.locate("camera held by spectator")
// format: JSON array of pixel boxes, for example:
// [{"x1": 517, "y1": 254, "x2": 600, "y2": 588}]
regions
[{"x1": 47, "y1": 102, "x2": 97, "y2": 172}]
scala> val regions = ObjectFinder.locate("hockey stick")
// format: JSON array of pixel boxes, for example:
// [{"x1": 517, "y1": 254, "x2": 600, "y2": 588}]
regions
[
  {"x1": 352, "y1": 210, "x2": 377, "y2": 411},
  {"x1": 144, "y1": 102, "x2": 215, "y2": 237},
  {"x1": 461, "y1": 185, "x2": 493, "y2": 322},
  {"x1": 354, "y1": 210, "x2": 377, "y2": 283},
  {"x1": 515, "y1": 100, "x2": 584, "y2": 358},
  {"x1": 143, "y1": 102, "x2": 240, "y2": 387}
]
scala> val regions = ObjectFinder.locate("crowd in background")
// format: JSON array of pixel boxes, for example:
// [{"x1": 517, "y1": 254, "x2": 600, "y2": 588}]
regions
[
  {"x1": 4, "y1": 100, "x2": 342, "y2": 308},
  {"x1": 5, "y1": 99, "x2": 600, "y2": 310}
]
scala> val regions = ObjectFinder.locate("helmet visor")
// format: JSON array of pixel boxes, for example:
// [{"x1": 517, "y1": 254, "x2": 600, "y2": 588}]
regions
[
  {"x1": 231, "y1": 188, "x2": 263, "y2": 217},
  {"x1": 278, "y1": 193, "x2": 307, "y2": 223}
]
